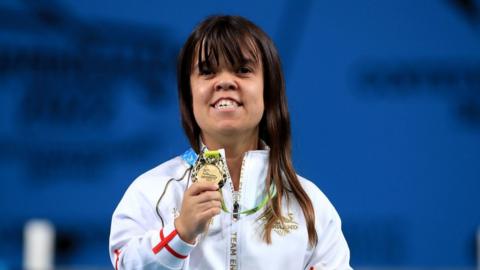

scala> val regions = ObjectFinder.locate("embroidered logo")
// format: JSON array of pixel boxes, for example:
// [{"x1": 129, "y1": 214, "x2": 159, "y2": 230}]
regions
[{"x1": 271, "y1": 212, "x2": 299, "y2": 236}]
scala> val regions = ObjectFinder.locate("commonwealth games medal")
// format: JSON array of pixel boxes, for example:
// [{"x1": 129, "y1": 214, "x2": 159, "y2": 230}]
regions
[{"x1": 191, "y1": 150, "x2": 227, "y2": 188}]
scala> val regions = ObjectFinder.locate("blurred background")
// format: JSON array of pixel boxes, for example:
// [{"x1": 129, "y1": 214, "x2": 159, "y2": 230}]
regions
[{"x1": 0, "y1": 0, "x2": 479, "y2": 269}]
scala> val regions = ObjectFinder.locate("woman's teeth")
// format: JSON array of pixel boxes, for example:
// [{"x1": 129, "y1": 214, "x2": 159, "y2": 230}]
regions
[{"x1": 215, "y1": 99, "x2": 238, "y2": 109}]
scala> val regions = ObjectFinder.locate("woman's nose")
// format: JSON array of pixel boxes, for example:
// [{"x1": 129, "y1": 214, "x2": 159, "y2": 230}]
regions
[{"x1": 214, "y1": 72, "x2": 238, "y2": 91}]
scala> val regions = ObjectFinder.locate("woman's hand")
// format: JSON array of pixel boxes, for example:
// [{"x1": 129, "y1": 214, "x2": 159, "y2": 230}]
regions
[{"x1": 174, "y1": 182, "x2": 222, "y2": 244}]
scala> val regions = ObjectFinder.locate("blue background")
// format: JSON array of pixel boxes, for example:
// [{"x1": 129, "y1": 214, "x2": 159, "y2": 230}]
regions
[{"x1": 0, "y1": 0, "x2": 479, "y2": 268}]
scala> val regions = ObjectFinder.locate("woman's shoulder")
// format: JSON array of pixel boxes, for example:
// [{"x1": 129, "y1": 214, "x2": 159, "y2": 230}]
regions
[
  {"x1": 127, "y1": 155, "x2": 190, "y2": 193},
  {"x1": 296, "y1": 175, "x2": 341, "y2": 225},
  {"x1": 296, "y1": 175, "x2": 330, "y2": 205}
]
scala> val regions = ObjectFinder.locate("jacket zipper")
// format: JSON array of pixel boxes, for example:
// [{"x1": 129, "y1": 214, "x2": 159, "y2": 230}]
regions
[
  {"x1": 228, "y1": 153, "x2": 247, "y2": 270},
  {"x1": 232, "y1": 153, "x2": 247, "y2": 221},
  {"x1": 233, "y1": 196, "x2": 240, "y2": 221}
]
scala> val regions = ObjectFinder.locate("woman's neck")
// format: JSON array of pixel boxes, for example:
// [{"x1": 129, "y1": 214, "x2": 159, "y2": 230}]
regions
[{"x1": 201, "y1": 131, "x2": 259, "y2": 190}]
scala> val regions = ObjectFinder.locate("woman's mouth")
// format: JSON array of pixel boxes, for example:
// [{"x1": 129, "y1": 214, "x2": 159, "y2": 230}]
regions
[{"x1": 212, "y1": 98, "x2": 241, "y2": 110}]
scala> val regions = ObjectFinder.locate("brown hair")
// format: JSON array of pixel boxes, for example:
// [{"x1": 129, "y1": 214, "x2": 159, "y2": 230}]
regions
[{"x1": 177, "y1": 15, "x2": 317, "y2": 246}]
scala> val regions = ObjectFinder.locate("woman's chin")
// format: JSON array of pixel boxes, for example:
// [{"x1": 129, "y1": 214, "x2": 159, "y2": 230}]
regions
[
  {"x1": 215, "y1": 126, "x2": 242, "y2": 135},
  {"x1": 215, "y1": 125, "x2": 258, "y2": 137}
]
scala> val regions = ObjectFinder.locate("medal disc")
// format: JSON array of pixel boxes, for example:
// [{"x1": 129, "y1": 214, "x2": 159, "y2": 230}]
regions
[
  {"x1": 191, "y1": 150, "x2": 226, "y2": 188},
  {"x1": 197, "y1": 164, "x2": 223, "y2": 185}
]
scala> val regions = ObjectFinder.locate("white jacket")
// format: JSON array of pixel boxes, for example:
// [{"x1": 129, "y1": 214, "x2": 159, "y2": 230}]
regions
[{"x1": 109, "y1": 148, "x2": 352, "y2": 270}]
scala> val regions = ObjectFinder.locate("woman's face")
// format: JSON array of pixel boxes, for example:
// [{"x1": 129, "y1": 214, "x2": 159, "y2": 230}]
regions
[{"x1": 190, "y1": 52, "x2": 264, "y2": 139}]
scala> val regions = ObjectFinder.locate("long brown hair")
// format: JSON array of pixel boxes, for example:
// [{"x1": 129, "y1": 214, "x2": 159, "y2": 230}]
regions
[{"x1": 177, "y1": 15, "x2": 317, "y2": 247}]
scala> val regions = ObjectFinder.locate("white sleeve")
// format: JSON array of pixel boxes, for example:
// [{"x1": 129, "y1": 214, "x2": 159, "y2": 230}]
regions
[
  {"x1": 301, "y1": 180, "x2": 352, "y2": 270},
  {"x1": 306, "y1": 208, "x2": 352, "y2": 270},
  {"x1": 109, "y1": 183, "x2": 196, "y2": 270}
]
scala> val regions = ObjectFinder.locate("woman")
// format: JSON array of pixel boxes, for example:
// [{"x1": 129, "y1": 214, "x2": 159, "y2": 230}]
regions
[{"x1": 109, "y1": 15, "x2": 352, "y2": 270}]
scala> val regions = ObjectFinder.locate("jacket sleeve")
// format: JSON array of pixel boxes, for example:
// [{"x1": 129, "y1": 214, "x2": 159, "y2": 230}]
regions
[
  {"x1": 109, "y1": 181, "x2": 195, "y2": 270},
  {"x1": 302, "y1": 180, "x2": 352, "y2": 270},
  {"x1": 306, "y1": 208, "x2": 352, "y2": 270}
]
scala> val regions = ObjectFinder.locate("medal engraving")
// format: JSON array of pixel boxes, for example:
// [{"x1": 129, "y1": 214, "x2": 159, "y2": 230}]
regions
[
  {"x1": 197, "y1": 164, "x2": 223, "y2": 184},
  {"x1": 192, "y1": 150, "x2": 226, "y2": 188}
]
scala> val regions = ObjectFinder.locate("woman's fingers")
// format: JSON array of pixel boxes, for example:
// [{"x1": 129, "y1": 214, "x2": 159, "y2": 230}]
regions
[
  {"x1": 194, "y1": 190, "x2": 222, "y2": 204},
  {"x1": 187, "y1": 182, "x2": 219, "y2": 196},
  {"x1": 197, "y1": 206, "x2": 222, "y2": 221},
  {"x1": 196, "y1": 199, "x2": 222, "y2": 212}
]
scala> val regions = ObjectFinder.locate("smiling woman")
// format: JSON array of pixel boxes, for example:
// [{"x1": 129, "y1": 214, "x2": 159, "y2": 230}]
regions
[
  {"x1": 190, "y1": 43, "x2": 264, "y2": 155},
  {"x1": 109, "y1": 15, "x2": 352, "y2": 270}
]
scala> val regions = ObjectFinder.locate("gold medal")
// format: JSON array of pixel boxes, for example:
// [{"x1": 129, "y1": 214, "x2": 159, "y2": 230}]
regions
[
  {"x1": 191, "y1": 150, "x2": 226, "y2": 188},
  {"x1": 197, "y1": 164, "x2": 223, "y2": 184}
]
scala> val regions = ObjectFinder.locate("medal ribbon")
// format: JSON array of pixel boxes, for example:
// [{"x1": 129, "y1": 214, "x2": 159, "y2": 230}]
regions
[
  {"x1": 219, "y1": 184, "x2": 276, "y2": 215},
  {"x1": 182, "y1": 148, "x2": 276, "y2": 217}
]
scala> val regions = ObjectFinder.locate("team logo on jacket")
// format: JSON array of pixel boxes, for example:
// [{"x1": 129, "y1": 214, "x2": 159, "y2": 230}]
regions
[{"x1": 262, "y1": 212, "x2": 299, "y2": 236}]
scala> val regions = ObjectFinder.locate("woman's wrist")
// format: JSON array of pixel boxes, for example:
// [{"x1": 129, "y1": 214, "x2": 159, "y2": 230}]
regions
[{"x1": 174, "y1": 218, "x2": 197, "y2": 244}]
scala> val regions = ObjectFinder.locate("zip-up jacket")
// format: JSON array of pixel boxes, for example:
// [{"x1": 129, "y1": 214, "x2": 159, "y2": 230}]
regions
[{"x1": 109, "y1": 148, "x2": 352, "y2": 269}]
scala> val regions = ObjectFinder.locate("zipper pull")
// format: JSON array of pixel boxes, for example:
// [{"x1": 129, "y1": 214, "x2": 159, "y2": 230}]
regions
[{"x1": 233, "y1": 201, "x2": 240, "y2": 221}]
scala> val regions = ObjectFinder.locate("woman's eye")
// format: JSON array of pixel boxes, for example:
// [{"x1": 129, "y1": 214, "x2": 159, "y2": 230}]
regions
[
  {"x1": 237, "y1": 66, "x2": 252, "y2": 74},
  {"x1": 199, "y1": 66, "x2": 214, "y2": 75}
]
